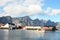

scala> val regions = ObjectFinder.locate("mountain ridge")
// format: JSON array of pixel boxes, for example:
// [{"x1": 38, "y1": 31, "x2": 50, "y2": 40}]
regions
[
  {"x1": 0, "y1": 16, "x2": 57, "y2": 27},
  {"x1": 12, "y1": 16, "x2": 57, "y2": 26}
]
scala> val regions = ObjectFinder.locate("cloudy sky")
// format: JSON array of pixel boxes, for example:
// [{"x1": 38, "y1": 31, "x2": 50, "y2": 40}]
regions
[{"x1": 0, "y1": 0, "x2": 60, "y2": 22}]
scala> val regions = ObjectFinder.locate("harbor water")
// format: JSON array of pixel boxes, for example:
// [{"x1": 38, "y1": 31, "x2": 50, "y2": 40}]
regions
[{"x1": 0, "y1": 29, "x2": 60, "y2": 40}]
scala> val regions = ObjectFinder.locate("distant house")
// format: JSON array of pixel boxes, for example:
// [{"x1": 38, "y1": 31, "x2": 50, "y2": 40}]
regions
[
  {"x1": 0, "y1": 23, "x2": 16, "y2": 29},
  {"x1": 24, "y1": 26, "x2": 41, "y2": 30},
  {"x1": 0, "y1": 23, "x2": 4, "y2": 27},
  {"x1": 16, "y1": 23, "x2": 24, "y2": 29},
  {"x1": 16, "y1": 23, "x2": 22, "y2": 27},
  {"x1": 8, "y1": 23, "x2": 16, "y2": 29},
  {"x1": 42, "y1": 27, "x2": 49, "y2": 30},
  {"x1": 1, "y1": 23, "x2": 9, "y2": 28},
  {"x1": 42, "y1": 26, "x2": 56, "y2": 31}
]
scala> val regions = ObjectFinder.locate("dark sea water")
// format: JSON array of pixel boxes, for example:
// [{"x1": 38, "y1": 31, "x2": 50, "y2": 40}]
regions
[{"x1": 0, "y1": 29, "x2": 60, "y2": 40}]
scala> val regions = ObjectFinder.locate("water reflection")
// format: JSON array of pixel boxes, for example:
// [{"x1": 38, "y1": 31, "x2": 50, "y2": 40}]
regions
[
  {"x1": 0, "y1": 29, "x2": 60, "y2": 40},
  {"x1": 8, "y1": 30, "x2": 45, "y2": 40},
  {"x1": 22, "y1": 30, "x2": 45, "y2": 38},
  {"x1": 3, "y1": 29, "x2": 9, "y2": 40},
  {"x1": 0, "y1": 29, "x2": 4, "y2": 40},
  {"x1": 0, "y1": 29, "x2": 9, "y2": 40}
]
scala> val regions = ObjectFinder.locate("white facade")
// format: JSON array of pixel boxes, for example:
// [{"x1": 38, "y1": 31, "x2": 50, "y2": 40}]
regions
[{"x1": 25, "y1": 26, "x2": 41, "y2": 30}]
